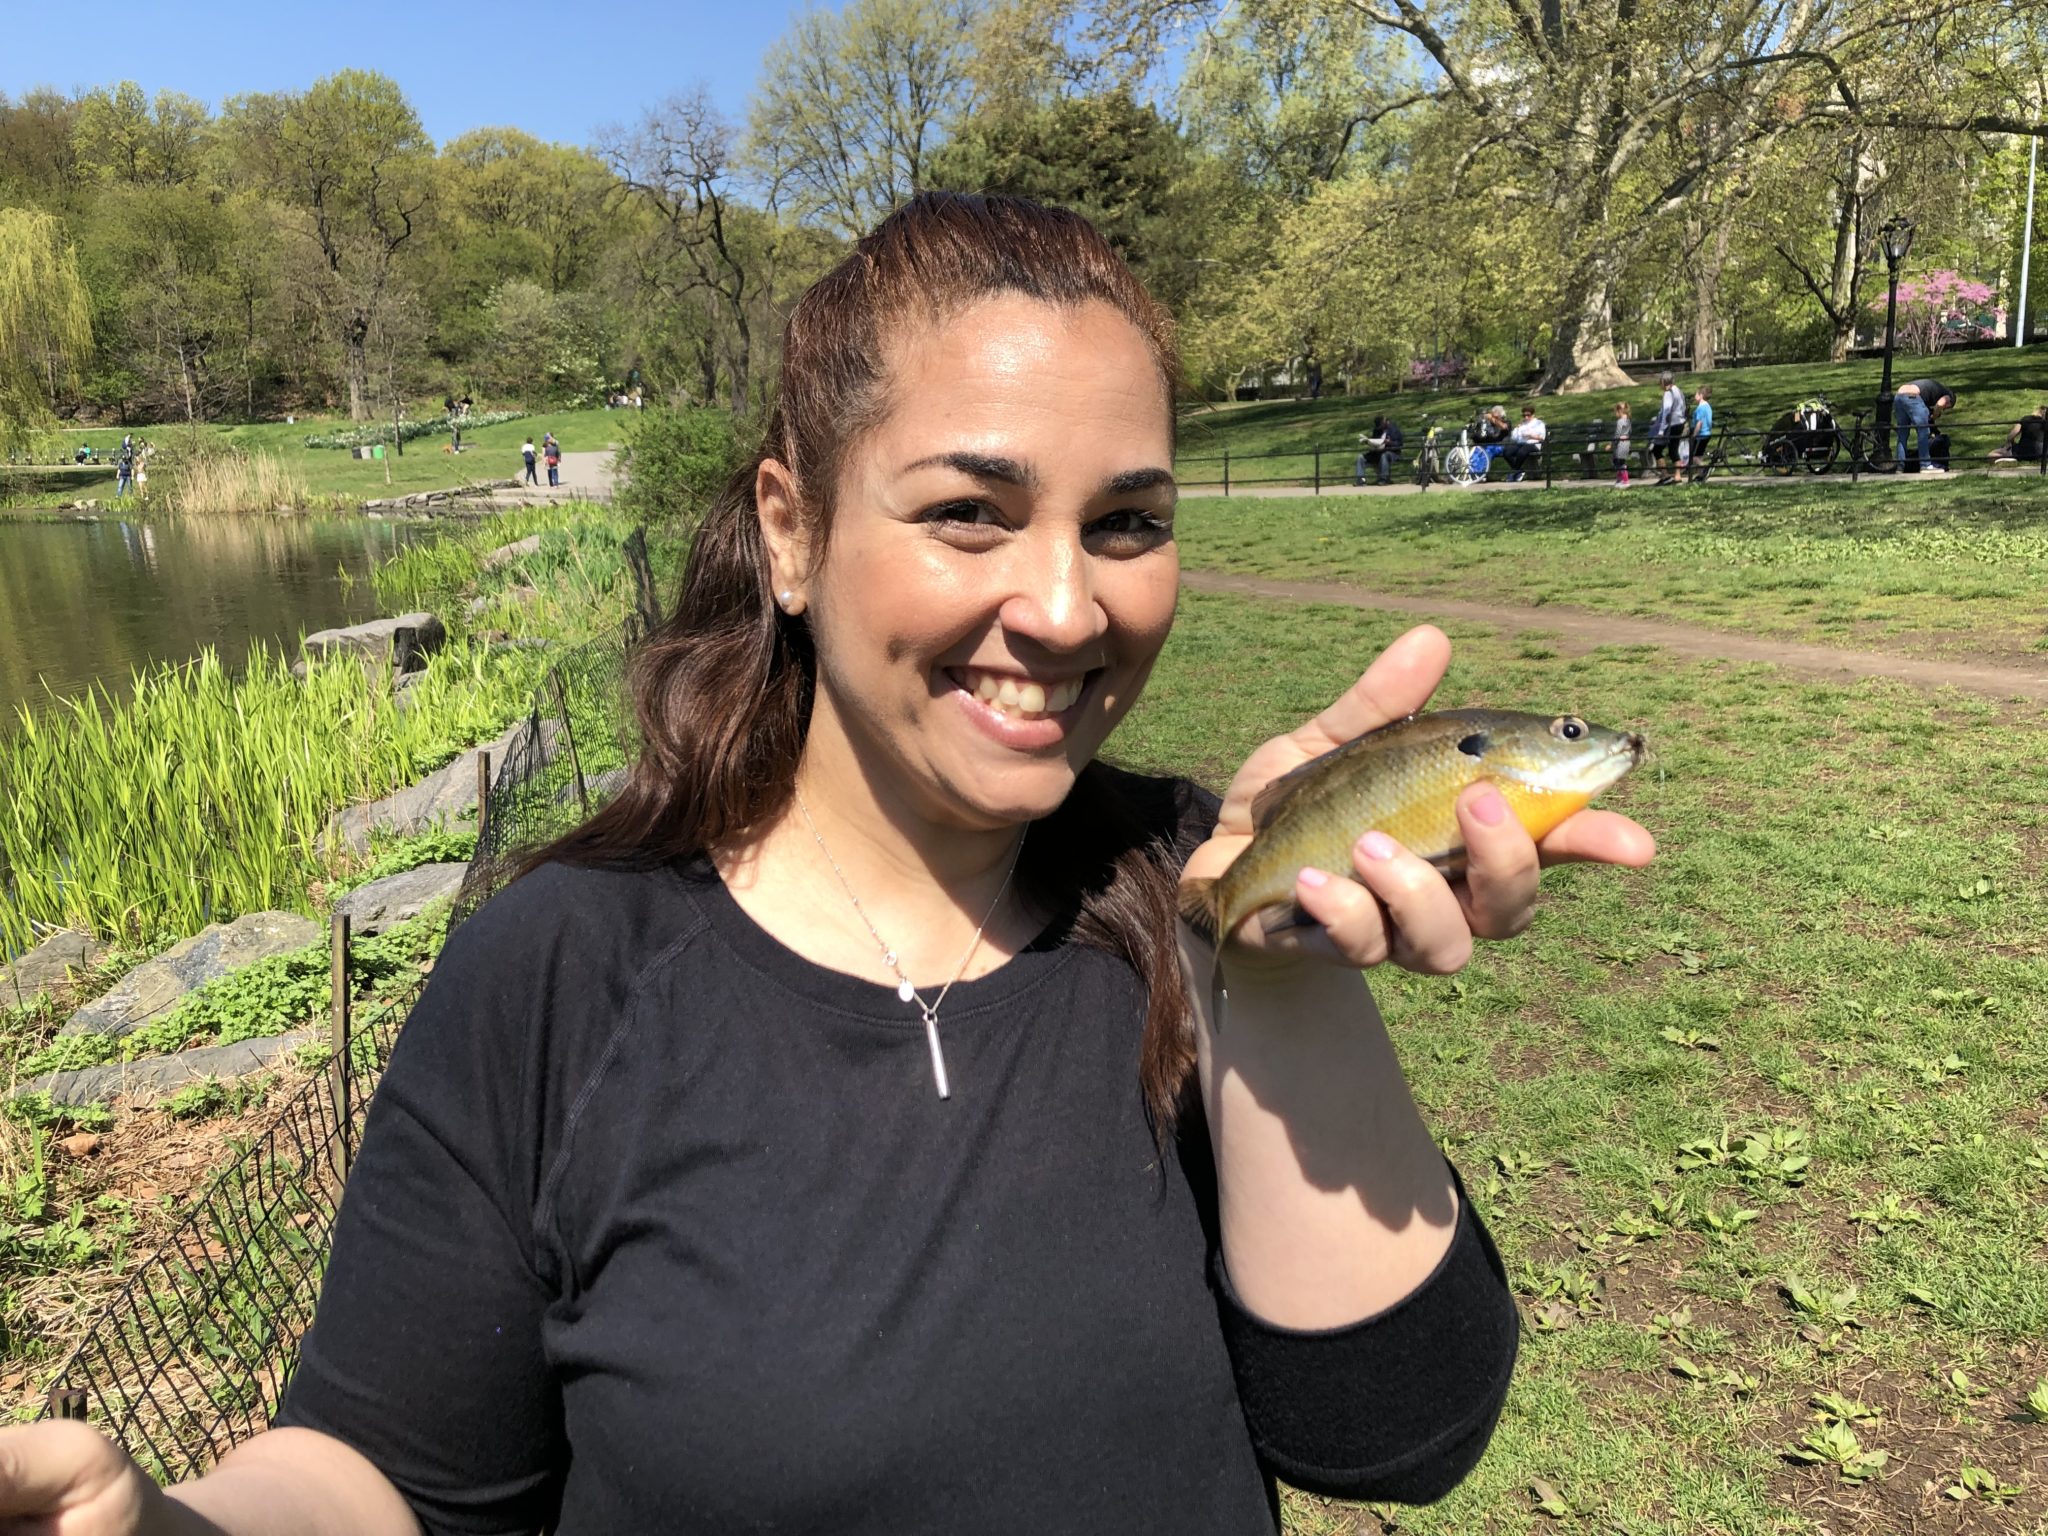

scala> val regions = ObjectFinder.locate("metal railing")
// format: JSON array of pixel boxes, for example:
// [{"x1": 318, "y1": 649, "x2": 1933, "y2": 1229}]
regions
[{"x1": 1176, "y1": 409, "x2": 2048, "y2": 494}]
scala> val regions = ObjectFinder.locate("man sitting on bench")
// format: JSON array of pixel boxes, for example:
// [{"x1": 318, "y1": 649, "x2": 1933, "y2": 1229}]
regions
[{"x1": 1992, "y1": 403, "x2": 2048, "y2": 464}]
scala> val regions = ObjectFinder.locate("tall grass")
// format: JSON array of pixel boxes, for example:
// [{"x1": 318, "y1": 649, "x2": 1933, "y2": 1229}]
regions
[
  {"x1": 169, "y1": 450, "x2": 310, "y2": 515},
  {"x1": 0, "y1": 643, "x2": 546, "y2": 952}
]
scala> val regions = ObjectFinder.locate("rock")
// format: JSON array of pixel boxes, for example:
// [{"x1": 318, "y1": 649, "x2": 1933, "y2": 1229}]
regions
[
  {"x1": 482, "y1": 534, "x2": 542, "y2": 571},
  {"x1": 553, "y1": 765, "x2": 630, "y2": 809},
  {"x1": 333, "y1": 863, "x2": 467, "y2": 936},
  {"x1": 59, "y1": 1132, "x2": 101, "y2": 1158},
  {"x1": 59, "y1": 911, "x2": 322, "y2": 1038},
  {"x1": 20, "y1": 1031, "x2": 315, "y2": 1109},
  {"x1": 324, "y1": 718, "x2": 561, "y2": 853},
  {"x1": 2, "y1": 930, "x2": 107, "y2": 1010},
  {"x1": 298, "y1": 612, "x2": 446, "y2": 677}
]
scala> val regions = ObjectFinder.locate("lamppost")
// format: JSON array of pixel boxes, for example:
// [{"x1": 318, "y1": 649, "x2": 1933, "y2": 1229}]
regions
[{"x1": 1876, "y1": 215, "x2": 1916, "y2": 451}]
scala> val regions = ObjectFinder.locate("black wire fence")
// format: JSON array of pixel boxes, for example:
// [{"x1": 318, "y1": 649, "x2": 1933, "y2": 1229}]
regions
[
  {"x1": 1178, "y1": 406, "x2": 2048, "y2": 494},
  {"x1": 35, "y1": 632, "x2": 644, "y2": 1481}
]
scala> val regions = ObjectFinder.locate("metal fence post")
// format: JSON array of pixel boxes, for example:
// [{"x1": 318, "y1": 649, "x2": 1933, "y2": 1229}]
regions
[
  {"x1": 1542, "y1": 446, "x2": 1552, "y2": 490},
  {"x1": 329, "y1": 913, "x2": 352, "y2": 1182},
  {"x1": 475, "y1": 750, "x2": 492, "y2": 847},
  {"x1": 1222, "y1": 451, "x2": 1230, "y2": 497},
  {"x1": 1313, "y1": 447, "x2": 1321, "y2": 494},
  {"x1": 550, "y1": 668, "x2": 591, "y2": 817}
]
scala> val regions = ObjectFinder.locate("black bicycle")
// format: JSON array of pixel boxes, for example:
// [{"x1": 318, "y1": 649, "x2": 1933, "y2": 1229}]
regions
[{"x1": 1759, "y1": 394, "x2": 1887, "y2": 475}]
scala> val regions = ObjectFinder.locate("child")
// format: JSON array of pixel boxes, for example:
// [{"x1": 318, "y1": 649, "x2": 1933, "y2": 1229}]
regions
[
  {"x1": 1684, "y1": 385, "x2": 1714, "y2": 484},
  {"x1": 1612, "y1": 400, "x2": 1632, "y2": 487}
]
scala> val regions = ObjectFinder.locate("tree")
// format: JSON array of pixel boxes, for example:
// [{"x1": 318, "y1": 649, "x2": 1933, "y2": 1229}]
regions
[
  {"x1": 748, "y1": 0, "x2": 979, "y2": 237},
  {"x1": 71, "y1": 82, "x2": 211, "y2": 186},
  {"x1": 604, "y1": 90, "x2": 766, "y2": 411},
  {"x1": 221, "y1": 71, "x2": 433, "y2": 420},
  {"x1": 0, "y1": 208, "x2": 93, "y2": 452}
]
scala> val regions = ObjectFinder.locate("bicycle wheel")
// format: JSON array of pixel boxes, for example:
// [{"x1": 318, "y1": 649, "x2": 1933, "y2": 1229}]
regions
[
  {"x1": 1762, "y1": 436, "x2": 1797, "y2": 474},
  {"x1": 1804, "y1": 433, "x2": 1840, "y2": 474},
  {"x1": 1446, "y1": 446, "x2": 1473, "y2": 484}
]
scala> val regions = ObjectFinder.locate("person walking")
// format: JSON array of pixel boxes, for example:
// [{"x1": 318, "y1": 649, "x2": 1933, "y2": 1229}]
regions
[
  {"x1": 521, "y1": 437, "x2": 540, "y2": 485},
  {"x1": 543, "y1": 432, "x2": 562, "y2": 488},
  {"x1": 1611, "y1": 401, "x2": 1632, "y2": 487},
  {"x1": 0, "y1": 190, "x2": 1655, "y2": 1536},
  {"x1": 114, "y1": 438, "x2": 135, "y2": 498},
  {"x1": 1683, "y1": 386, "x2": 1714, "y2": 484},
  {"x1": 1891, "y1": 378, "x2": 1954, "y2": 474},
  {"x1": 1353, "y1": 415, "x2": 1403, "y2": 485},
  {"x1": 1651, "y1": 372, "x2": 1686, "y2": 484}
]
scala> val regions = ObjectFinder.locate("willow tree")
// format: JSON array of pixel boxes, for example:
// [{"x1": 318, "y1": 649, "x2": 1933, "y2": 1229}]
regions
[{"x1": 0, "y1": 207, "x2": 93, "y2": 453}]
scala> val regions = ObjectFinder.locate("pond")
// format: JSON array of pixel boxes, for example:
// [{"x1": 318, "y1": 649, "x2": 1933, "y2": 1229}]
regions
[{"x1": 0, "y1": 514, "x2": 428, "y2": 728}]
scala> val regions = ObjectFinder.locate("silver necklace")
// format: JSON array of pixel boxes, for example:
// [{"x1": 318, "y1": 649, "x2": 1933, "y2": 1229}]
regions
[{"x1": 793, "y1": 790, "x2": 1025, "y2": 1100}]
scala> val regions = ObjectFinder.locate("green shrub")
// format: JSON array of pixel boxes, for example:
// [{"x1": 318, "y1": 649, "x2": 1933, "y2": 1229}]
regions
[{"x1": 616, "y1": 408, "x2": 741, "y2": 532}]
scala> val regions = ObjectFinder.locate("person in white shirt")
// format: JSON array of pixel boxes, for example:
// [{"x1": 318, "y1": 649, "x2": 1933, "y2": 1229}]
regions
[
  {"x1": 1502, "y1": 405, "x2": 1547, "y2": 481},
  {"x1": 1652, "y1": 371, "x2": 1686, "y2": 483}
]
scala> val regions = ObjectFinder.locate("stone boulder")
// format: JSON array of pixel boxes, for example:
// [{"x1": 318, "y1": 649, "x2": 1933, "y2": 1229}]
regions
[
  {"x1": 333, "y1": 862, "x2": 467, "y2": 936},
  {"x1": 2, "y1": 930, "x2": 108, "y2": 1010},
  {"x1": 324, "y1": 718, "x2": 561, "y2": 852},
  {"x1": 59, "y1": 911, "x2": 321, "y2": 1039},
  {"x1": 20, "y1": 1030, "x2": 315, "y2": 1109},
  {"x1": 298, "y1": 612, "x2": 446, "y2": 678},
  {"x1": 482, "y1": 534, "x2": 542, "y2": 571}
]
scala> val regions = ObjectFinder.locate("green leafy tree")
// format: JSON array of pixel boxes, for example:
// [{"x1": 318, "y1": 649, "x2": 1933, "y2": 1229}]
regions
[
  {"x1": 71, "y1": 82, "x2": 211, "y2": 187},
  {"x1": 748, "y1": 0, "x2": 979, "y2": 236},
  {"x1": 0, "y1": 207, "x2": 94, "y2": 452},
  {"x1": 220, "y1": 71, "x2": 434, "y2": 420}
]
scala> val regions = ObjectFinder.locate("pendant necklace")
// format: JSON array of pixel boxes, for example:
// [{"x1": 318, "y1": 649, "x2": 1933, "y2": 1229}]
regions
[{"x1": 793, "y1": 790, "x2": 1025, "y2": 1100}]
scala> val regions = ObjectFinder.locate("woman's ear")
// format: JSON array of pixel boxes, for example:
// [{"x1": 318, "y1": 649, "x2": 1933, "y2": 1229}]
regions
[{"x1": 756, "y1": 458, "x2": 811, "y2": 609}]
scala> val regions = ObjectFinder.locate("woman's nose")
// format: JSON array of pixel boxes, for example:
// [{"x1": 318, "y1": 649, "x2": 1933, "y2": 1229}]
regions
[{"x1": 999, "y1": 533, "x2": 1108, "y2": 654}]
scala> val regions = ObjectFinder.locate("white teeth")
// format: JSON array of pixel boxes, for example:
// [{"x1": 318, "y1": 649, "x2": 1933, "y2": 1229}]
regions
[{"x1": 960, "y1": 669, "x2": 1088, "y2": 719}]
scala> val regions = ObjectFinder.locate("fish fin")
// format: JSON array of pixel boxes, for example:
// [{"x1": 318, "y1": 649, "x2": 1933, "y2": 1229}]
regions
[
  {"x1": 1258, "y1": 901, "x2": 1316, "y2": 936},
  {"x1": 1248, "y1": 711, "x2": 1421, "y2": 830},
  {"x1": 1176, "y1": 878, "x2": 1228, "y2": 1033},
  {"x1": 1176, "y1": 876, "x2": 1221, "y2": 941}
]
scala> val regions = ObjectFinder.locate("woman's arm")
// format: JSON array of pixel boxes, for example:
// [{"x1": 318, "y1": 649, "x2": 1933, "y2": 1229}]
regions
[{"x1": 0, "y1": 1421, "x2": 419, "y2": 1536}]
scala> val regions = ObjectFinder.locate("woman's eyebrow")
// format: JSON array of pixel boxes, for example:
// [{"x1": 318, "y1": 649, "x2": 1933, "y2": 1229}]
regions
[
  {"x1": 1103, "y1": 467, "x2": 1175, "y2": 495},
  {"x1": 903, "y1": 450, "x2": 1038, "y2": 487}
]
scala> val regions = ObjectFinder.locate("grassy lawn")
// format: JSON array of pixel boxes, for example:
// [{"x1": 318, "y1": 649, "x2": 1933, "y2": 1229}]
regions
[
  {"x1": 3, "y1": 407, "x2": 624, "y2": 509},
  {"x1": 1112, "y1": 587, "x2": 2048, "y2": 1535},
  {"x1": 1174, "y1": 477, "x2": 2048, "y2": 664},
  {"x1": 1176, "y1": 345, "x2": 2048, "y2": 485}
]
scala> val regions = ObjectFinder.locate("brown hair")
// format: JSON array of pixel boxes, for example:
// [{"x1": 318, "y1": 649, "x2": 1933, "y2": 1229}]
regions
[{"x1": 529, "y1": 192, "x2": 1199, "y2": 1130}]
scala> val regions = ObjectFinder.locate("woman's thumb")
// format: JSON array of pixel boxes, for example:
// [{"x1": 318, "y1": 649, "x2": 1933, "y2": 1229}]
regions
[{"x1": 0, "y1": 1419, "x2": 140, "y2": 1518}]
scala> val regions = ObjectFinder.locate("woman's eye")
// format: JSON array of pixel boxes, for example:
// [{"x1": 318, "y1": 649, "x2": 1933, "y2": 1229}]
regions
[
  {"x1": 923, "y1": 499, "x2": 1003, "y2": 526},
  {"x1": 1087, "y1": 509, "x2": 1173, "y2": 546}
]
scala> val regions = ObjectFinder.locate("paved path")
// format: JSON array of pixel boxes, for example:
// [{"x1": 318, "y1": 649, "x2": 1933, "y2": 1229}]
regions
[
  {"x1": 486, "y1": 449, "x2": 618, "y2": 507},
  {"x1": 1180, "y1": 569, "x2": 2048, "y2": 703}
]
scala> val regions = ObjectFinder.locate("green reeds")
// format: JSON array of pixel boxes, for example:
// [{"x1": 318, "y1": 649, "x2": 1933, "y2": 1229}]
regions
[{"x1": 0, "y1": 642, "x2": 543, "y2": 952}]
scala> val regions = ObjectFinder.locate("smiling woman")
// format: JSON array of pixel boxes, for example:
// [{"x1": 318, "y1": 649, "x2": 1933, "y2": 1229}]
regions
[{"x1": 0, "y1": 195, "x2": 1653, "y2": 1536}]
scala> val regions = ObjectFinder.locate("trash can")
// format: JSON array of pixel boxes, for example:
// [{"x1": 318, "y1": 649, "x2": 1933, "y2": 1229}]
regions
[{"x1": 372, "y1": 445, "x2": 385, "y2": 460}]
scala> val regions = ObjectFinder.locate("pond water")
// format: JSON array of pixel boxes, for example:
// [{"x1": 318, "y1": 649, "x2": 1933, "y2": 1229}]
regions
[{"x1": 0, "y1": 514, "x2": 427, "y2": 728}]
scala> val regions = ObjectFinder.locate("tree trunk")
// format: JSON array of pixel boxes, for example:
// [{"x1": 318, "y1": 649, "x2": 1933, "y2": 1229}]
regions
[
  {"x1": 345, "y1": 314, "x2": 371, "y2": 422},
  {"x1": 1826, "y1": 139, "x2": 1882, "y2": 363},
  {"x1": 1541, "y1": 255, "x2": 1632, "y2": 393},
  {"x1": 1690, "y1": 212, "x2": 1736, "y2": 372}
]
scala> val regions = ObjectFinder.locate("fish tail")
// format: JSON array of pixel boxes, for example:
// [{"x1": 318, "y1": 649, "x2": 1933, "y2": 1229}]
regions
[{"x1": 1176, "y1": 877, "x2": 1229, "y2": 1032}]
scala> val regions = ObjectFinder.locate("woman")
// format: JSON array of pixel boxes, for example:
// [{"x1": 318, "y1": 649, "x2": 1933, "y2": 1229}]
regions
[{"x1": 0, "y1": 194, "x2": 1652, "y2": 1534}]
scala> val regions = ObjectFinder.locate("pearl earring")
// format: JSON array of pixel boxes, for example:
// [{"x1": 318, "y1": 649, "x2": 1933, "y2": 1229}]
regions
[{"x1": 778, "y1": 590, "x2": 795, "y2": 610}]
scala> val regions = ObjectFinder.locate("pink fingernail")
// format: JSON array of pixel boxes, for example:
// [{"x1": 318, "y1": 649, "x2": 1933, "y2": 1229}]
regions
[
  {"x1": 1297, "y1": 866, "x2": 1331, "y2": 888},
  {"x1": 1359, "y1": 831, "x2": 1398, "y2": 862},
  {"x1": 1471, "y1": 787, "x2": 1508, "y2": 826}
]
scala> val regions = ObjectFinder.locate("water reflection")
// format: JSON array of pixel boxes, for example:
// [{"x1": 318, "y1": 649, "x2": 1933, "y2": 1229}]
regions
[{"x1": 0, "y1": 514, "x2": 427, "y2": 726}]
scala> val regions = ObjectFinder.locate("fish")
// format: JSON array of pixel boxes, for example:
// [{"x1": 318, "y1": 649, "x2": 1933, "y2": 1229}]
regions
[{"x1": 1178, "y1": 708, "x2": 1645, "y2": 1018}]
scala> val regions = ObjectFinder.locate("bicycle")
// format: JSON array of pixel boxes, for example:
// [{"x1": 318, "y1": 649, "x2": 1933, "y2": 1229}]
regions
[
  {"x1": 1445, "y1": 421, "x2": 1492, "y2": 487},
  {"x1": 1759, "y1": 394, "x2": 1888, "y2": 476}
]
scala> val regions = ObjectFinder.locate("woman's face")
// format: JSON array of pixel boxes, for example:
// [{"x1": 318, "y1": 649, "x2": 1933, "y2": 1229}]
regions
[{"x1": 768, "y1": 293, "x2": 1179, "y2": 831}]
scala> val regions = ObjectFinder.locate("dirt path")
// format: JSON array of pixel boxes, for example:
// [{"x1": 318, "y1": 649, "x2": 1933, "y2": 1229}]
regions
[{"x1": 1181, "y1": 569, "x2": 2048, "y2": 702}]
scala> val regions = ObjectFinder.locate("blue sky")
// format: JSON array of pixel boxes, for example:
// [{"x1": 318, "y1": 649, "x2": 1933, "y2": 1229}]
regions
[{"x1": 3, "y1": 0, "x2": 828, "y2": 148}]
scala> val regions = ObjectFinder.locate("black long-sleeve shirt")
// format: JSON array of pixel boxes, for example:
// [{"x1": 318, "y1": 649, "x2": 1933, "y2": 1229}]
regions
[{"x1": 279, "y1": 779, "x2": 1519, "y2": 1534}]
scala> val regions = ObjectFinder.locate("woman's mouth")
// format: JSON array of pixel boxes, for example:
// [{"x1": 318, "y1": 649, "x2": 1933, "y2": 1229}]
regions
[{"x1": 949, "y1": 666, "x2": 1089, "y2": 722}]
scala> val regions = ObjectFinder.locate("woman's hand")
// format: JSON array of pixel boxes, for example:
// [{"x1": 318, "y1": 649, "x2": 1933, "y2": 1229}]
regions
[
  {"x1": 1181, "y1": 624, "x2": 1655, "y2": 981},
  {"x1": 0, "y1": 1419, "x2": 181, "y2": 1534}
]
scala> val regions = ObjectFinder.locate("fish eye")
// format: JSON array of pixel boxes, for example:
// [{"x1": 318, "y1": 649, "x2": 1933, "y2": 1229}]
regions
[{"x1": 1550, "y1": 716, "x2": 1588, "y2": 742}]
